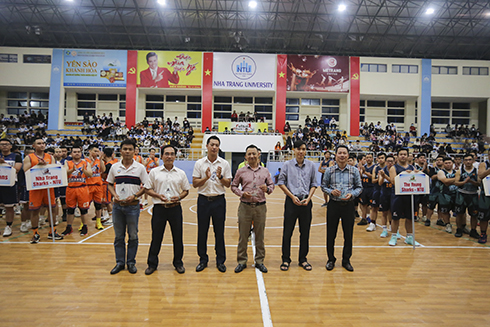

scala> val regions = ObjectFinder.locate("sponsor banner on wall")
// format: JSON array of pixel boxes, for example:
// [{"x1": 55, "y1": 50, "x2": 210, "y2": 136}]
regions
[
  {"x1": 218, "y1": 122, "x2": 269, "y2": 133},
  {"x1": 137, "y1": 51, "x2": 202, "y2": 88},
  {"x1": 63, "y1": 49, "x2": 127, "y2": 87},
  {"x1": 213, "y1": 53, "x2": 276, "y2": 90},
  {"x1": 286, "y1": 55, "x2": 350, "y2": 92}
]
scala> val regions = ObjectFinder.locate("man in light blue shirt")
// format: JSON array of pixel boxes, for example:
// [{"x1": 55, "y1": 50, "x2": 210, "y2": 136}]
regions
[
  {"x1": 277, "y1": 140, "x2": 318, "y2": 271},
  {"x1": 322, "y1": 145, "x2": 363, "y2": 272}
]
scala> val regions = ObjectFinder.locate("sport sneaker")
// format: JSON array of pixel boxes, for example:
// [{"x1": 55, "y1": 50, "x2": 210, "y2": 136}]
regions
[
  {"x1": 405, "y1": 235, "x2": 421, "y2": 247},
  {"x1": 61, "y1": 225, "x2": 73, "y2": 236},
  {"x1": 78, "y1": 221, "x2": 84, "y2": 231},
  {"x1": 478, "y1": 233, "x2": 487, "y2": 244},
  {"x1": 102, "y1": 218, "x2": 113, "y2": 226},
  {"x1": 14, "y1": 206, "x2": 21, "y2": 215},
  {"x1": 454, "y1": 228, "x2": 463, "y2": 237},
  {"x1": 397, "y1": 231, "x2": 401, "y2": 239},
  {"x1": 463, "y1": 227, "x2": 471, "y2": 234},
  {"x1": 48, "y1": 232, "x2": 64, "y2": 240},
  {"x1": 421, "y1": 216, "x2": 427, "y2": 222},
  {"x1": 425, "y1": 219, "x2": 431, "y2": 227},
  {"x1": 366, "y1": 222, "x2": 376, "y2": 232},
  {"x1": 25, "y1": 220, "x2": 32, "y2": 229},
  {"x1": 357, "y1": 218, "x2": 368, "y2": 226},
  {"x1": 436, "y1": 219, "x2": 445, "y2": 226},
  {"x1": 95, "y1": 220, "x2": 104, "y2": 230},
  {"x1": 39, "y1": 217, "x2": 46, "y2": 225},
  {"x1": 321, "y1": 203, "x2": 328, "y2": 208},
  {"x1": 380, "y1": 229, "x2": 388, "y2": 238},
  {"x1": 80, "y1": 225, "x2": 88, "y2": 236},
  {"x1": 75, "y1": 208, "x2": 81, "y2": 217},
  {"x1": 469, "y1": 229, "x2": 480, "y2": 239},
  {"x1": 3, "y1": 225, "x2": 12, "y2": 237},
  {"x1": 20, "y1": 222, "x2": 28, "y2": 233},
  {"x1": 142, "y1": 200, "x2": 149, "y2": 206},
  {"x1": 388, "y1": 234, "x2": 398, "y2": 246},
  {"x1": 445, "y1": 224, "x2": 452, "y2": 233},
  {"x1": 30, "y1": 233, "x2": 40, "y2": 244}
]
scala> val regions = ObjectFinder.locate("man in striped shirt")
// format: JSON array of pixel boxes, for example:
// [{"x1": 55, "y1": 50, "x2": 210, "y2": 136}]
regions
[
  {"x1": 322, "y1": 145, "x2": 363, "y2": 272},
  {"x1": 107, "y1": 139, "x2": 148, "y2": 275}
]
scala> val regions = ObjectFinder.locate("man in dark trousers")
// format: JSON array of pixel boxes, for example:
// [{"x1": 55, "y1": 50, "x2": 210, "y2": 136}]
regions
[{"x1": 322, "y1": 145, "x2": 363, "y2": 272}]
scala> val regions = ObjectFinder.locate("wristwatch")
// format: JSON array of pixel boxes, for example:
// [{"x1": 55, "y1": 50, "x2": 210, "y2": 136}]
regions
[{"x1": 218, "y1": 175, "x2": 223, "y2": 180}]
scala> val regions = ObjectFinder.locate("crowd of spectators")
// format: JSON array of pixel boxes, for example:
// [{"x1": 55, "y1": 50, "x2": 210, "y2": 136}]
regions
[{"x1": 3, "y1": 113, "x2": 195, "y2": 155}]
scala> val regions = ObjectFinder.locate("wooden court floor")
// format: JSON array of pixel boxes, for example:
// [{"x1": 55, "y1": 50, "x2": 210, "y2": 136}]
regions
[{"x1": 1, "y1": 187, "x2": 490, "y2": 326}]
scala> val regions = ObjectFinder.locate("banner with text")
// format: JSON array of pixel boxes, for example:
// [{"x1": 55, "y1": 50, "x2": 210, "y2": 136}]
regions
[
  {"x1": 213, "y1": 53, "x2": 276, "y2": 90},
  {"x1": 26, "y1": 164, "x2": 68, "y2": 191},
  {"x1": 218, "y1": 121, "x2": 269, "y2": 133},
  {"x1": 63, "y1": 49, "x2": 127, "y2": 87},
  {"x1": 0, "y1": 164, "x2": 17, "y2": 187},
  {"x1": 287, "y1": 55, "x2": 350, "y2": 92},
  {"x1": 137, "y1": 51, "x2": 202, "y2": 88},
  {"x1": 394, "y1": 172, "x2": 430, "y2": 195}
]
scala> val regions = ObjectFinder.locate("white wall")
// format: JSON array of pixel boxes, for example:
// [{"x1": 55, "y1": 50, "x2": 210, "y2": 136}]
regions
[{"x1": 0, "y1": 47, "x2": 52, "y2": 87}]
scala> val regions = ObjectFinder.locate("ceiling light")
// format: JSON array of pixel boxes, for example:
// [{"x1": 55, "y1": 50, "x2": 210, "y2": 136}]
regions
[
  {"x1": 249, "y1": 1, "x2": 257, "y2": 9},
  {"x1": 338, "y1": 4, "x2": 347, "y2": 12},
  {"x1": 426, "y1": 8, "x2": 435, "y2": 15},
  {"x1": 157, "y1": 0, "x2": 166, "y2": 5}
]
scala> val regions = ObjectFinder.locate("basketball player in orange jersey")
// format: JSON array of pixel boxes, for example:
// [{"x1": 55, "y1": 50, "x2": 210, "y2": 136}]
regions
[
  {"x1": 133, "y1": 146, "x2": 143, "y2": 164},
  {"x1": 142, "y1": 148, "x2": 159, "y2": 206},
  {"x1": 86, "y1": 144, "x2": 106, "y2": 230},
  {"x1": 101, "y1": 147, "x2": 118, "y2": 225},
  {"x1": 23, "y1": 138, "x2": 62, "y2": 244},
  {"x1": 61, "y1": 146, "x2": 93, "y2": 237}
]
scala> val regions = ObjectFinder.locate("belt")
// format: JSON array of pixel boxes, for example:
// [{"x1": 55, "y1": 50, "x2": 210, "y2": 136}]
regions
[
  {"x1": 241, "y1": 201, "x2": 266, "y2": 207},
  {"x1": 118, "y1": 200, "x2": 139, "y2": 206},
  {"x1": 155, "y1": 203, "x2": 180, "y2": 209},
  {"x1": 199, "y1": 194, "x2": 225, "y2": 201}
]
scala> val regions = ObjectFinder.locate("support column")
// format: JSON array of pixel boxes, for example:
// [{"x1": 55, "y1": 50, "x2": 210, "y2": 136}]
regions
[
  {"x1": 420, "y1": 59, "x2": 432, "y2": 137},
  {"x1": 48, "y1": 49, "x2": 63, "y2": 130},
  {"x1": 126, "y1": 50, "x2": 138, "y2": 128},
  {"x1": 202, "y1": 52, "x2": 213, "y2": 132},
  {"x1": 275, "y1": 54, "x2": 287, "y2": 134},
  {"x1": 349, "y1": 57, "x2": 360, "y2": 136}
]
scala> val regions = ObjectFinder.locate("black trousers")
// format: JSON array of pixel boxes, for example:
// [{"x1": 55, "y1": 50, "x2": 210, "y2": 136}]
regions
[
  {"x1": 326, "y1": 200, "x2": 355, "y2": 264},
  {"x1": 147, "y1": 204, "x2": 183, "y2": 269},
  {"x1": 281, "y1": 196, "x2": 312, "y2": 263},
  {"x1": 197, "y1": 195, "x2": 226, "y2": 265}
]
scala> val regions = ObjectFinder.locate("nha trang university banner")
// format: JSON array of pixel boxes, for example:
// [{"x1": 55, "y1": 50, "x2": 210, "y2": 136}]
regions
[{"x1": 213, "y1": 53, "x2": 276, "y2": 90}]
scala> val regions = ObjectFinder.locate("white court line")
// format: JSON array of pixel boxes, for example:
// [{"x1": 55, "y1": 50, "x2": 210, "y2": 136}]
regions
[
  {"x1": 251, "y1": 231, "x2": 273, "y2": 327},
  {"x1": 1, "y1": 241, "x2": 488, "y2": 250},
  {"x1": 78, "y1": 225, "x2": 113, "y2": 243}
]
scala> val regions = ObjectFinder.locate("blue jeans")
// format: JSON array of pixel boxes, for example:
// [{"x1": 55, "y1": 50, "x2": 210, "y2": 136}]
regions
[{"x1": 113, "y1": 203, "x2": 140, "y2": 266}]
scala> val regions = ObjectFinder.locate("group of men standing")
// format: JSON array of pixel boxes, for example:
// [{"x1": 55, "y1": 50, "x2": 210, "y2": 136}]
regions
[{"x1": 9, "y1": 135, "x2": 488, "y2": 275}]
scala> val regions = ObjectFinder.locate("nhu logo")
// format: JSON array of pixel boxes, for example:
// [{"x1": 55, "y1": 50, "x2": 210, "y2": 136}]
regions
[{"x1": 232, "y1": 55, "x2": 256, "y2": 80}]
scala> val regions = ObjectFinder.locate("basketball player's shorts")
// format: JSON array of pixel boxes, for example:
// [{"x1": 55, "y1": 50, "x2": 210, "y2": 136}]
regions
[
  {"x1": 66, "y1": 186, "x2": 91, "y2": 210},
  {"x1": 29, "y1": 188, "x2": 56, "y2": 210},
  {"x1": 88, "y1": 184, "x2": 104, "y2": 204}
]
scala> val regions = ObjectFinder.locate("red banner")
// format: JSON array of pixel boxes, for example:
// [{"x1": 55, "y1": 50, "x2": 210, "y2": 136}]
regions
[
  {"x1": 350, "y1": 57, "x2": 360, "y2": 136},
  {"x1": 202, "y1": 53, "x2": 213, "y2": 132},
  {"x1": 276, "y1": 54, "x2": 287, "y2": 134},
  {"x1": 126, "y1": 51, "x2": 138, "y2": 128}
]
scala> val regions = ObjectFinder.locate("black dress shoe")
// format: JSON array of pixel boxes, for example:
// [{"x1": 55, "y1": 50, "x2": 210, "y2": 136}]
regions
[
  {"x1": 175, "y1": 266, "x2": 185, "y2": 274},
  {"x1": 325, "y1": 261, "x2": 335, "y2": 271},
  {"x1": 127, "y1": 263, "x2": 137, "y2": 274},
  {"x1": 110, "y1": 264, "x2": 125, "y2": 275},
  {"x1": 196, "y1": 262, "x2": 207, "y2": 272},
  {"x1": 255, "y1": 263, "x2": 268, "y2": 273},
  {"x1": 342, "y1": 262, "x2": 354, "y2": 272},
  {"x1": 145, "y1": 266, "x2": 157, "y2": 275},
  {"x1": 217, "y1": 263, "x2": 226, "y2": 273},
  {"x1": 234, "y1": 264, "x2": 247, "y2": 273}
]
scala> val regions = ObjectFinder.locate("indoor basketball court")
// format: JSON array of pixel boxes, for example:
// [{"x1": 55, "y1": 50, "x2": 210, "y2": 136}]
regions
[{"x1": 1, "y1": 187, "x2": 489, "y2": 326}]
